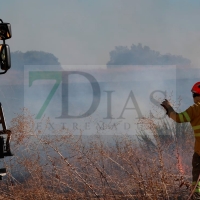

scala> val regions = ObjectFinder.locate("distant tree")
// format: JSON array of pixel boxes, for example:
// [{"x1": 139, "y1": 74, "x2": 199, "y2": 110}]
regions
[
  {"x1": 107, "y1": 43, "x2": 191, "y2": 67},
  {"x1": 11, "y1": 51, "x2": 61, "y2": 70}
]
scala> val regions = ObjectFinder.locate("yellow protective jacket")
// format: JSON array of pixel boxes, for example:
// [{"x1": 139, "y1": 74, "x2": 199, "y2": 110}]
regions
[{"x1": 175, "y1": 102, "x2": 200, "y2": 155}]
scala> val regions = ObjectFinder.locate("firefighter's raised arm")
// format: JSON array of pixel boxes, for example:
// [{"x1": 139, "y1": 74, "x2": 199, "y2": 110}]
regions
[
  {"x1": 161, "y1": 99, "x2": 177, "y2": 121},
  {"x1": 161, "y1": 82, "x2": 200, "y2": 198}
]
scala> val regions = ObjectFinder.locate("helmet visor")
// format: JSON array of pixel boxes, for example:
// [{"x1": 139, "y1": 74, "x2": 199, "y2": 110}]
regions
[{"x1": 193, "y1": 93, "x2": 200, "y2": 98}]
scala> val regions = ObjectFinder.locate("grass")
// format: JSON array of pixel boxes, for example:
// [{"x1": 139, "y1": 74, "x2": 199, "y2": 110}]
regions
[{"x1": 0, "y1": 108, "x2": 195, "y2": 199}]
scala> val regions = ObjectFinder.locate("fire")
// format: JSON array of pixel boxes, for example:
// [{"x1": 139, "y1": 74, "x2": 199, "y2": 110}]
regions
[{"x1": 177, "y1": 154, "x2": 184, "y2": 174}]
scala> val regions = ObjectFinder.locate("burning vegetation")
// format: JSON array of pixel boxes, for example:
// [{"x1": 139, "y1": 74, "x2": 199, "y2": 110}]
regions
[{"x1": 0, "y1": 107, "x2": 195, "y2": 200}]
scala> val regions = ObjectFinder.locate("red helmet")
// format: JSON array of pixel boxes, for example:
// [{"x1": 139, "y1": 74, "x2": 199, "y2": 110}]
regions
[{"x1": 191, "y1": 82, "x2": 200, "y2": 94}]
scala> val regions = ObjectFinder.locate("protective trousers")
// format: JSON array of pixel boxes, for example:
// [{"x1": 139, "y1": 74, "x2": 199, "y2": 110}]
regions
[{"x1": 192, "y1": 152, "x2": 200, "y2": 199}]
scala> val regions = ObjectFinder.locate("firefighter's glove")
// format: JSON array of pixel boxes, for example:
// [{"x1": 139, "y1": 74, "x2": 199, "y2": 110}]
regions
[{"x1": 160, "y1": 99, "x2": 173, "y2": 116}]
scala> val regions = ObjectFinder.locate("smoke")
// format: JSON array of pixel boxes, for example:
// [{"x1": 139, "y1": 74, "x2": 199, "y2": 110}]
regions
[
  {"x1": 0, "y1": 51, "x2": 62, "y2": 127},
  {"x1": 107, "y1": 43, "x2": 191, "y2": 66}
]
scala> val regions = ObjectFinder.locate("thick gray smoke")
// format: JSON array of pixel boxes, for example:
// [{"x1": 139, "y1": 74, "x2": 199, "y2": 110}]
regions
[{"x1": 0, "y1": 51, "x2": 62, "y2": 126}]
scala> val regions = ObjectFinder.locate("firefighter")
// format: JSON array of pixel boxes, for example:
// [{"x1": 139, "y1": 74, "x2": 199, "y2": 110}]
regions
[{"x1": 161, "y1": 82, "x2": 200, "y2": 199}]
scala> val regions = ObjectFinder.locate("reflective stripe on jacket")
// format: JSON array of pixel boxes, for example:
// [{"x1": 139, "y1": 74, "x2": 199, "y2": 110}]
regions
[{"x1": 175, "y1": 102, "x2": 200, "y2": 154}]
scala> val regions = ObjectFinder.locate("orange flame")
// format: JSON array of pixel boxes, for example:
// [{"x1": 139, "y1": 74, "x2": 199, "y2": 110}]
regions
[{"x1": 177, "y1": 154, "x2": 184, "y2": 174}]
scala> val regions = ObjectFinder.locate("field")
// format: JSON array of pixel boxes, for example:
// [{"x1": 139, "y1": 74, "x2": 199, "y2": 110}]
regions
[{"x1": 0, "y1": 109, "x2": 195, "y2": 200}]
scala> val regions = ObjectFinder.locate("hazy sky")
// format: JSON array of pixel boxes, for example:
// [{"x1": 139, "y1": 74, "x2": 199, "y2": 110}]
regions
[{"x1": 1, "y1": 0, "x2": 200, "y2": 67}]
